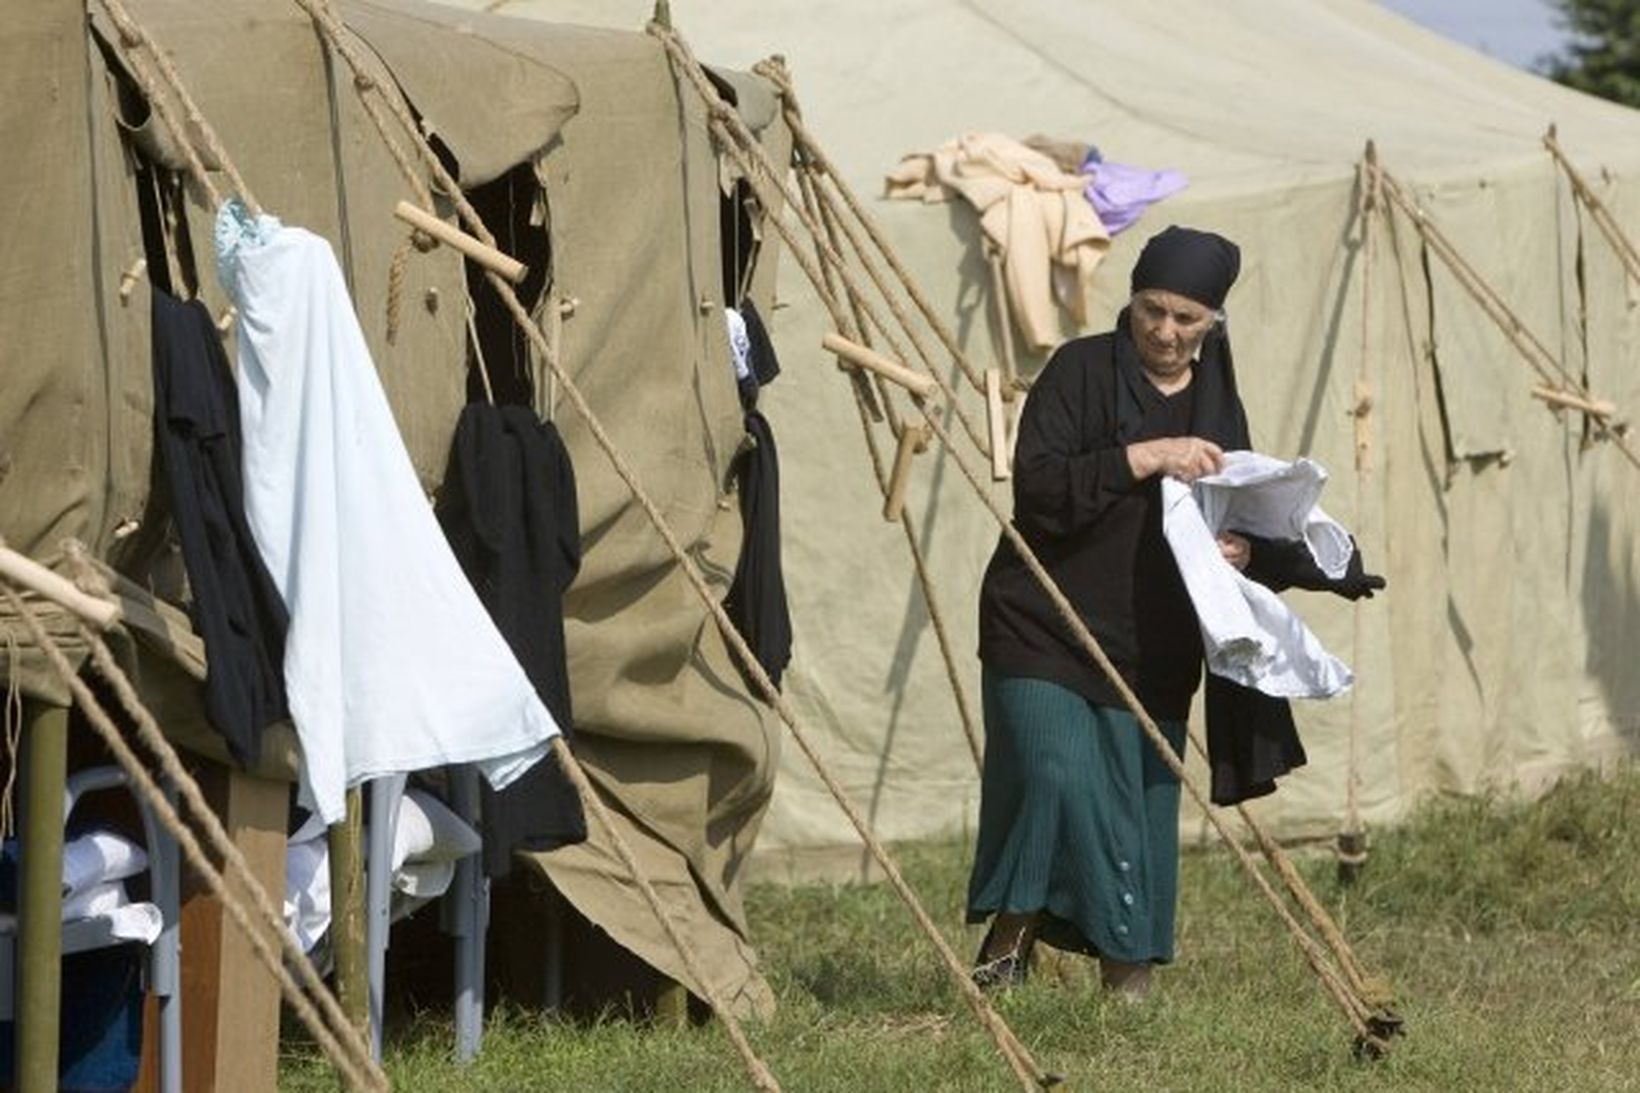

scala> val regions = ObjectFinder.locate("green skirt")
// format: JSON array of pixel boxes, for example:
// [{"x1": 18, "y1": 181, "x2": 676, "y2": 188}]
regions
[{"x1": 966, "y1": 668, "x2": 1188, "y2": 963}]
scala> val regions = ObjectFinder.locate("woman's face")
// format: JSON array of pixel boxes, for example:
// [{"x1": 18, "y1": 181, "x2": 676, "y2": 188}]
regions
[{"x1": 1131, "y1": 289, "x2": 1216, "y2": 378}]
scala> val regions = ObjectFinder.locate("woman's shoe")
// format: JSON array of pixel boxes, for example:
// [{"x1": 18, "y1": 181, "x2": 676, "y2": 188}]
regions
[{"x1": 971, "y1": 950, "x2": 1030, "y2": 990}]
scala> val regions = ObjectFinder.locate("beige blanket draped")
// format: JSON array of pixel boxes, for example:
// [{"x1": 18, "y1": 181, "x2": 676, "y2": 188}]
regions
[{"x1": 886, "y1": 132, "x2": 1110, "y2": 351}]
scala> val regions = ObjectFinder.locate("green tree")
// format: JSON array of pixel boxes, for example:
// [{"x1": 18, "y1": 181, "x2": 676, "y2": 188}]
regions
[{"x1": 1545, "y1": 0, "x2": 1640, "y2": 108}]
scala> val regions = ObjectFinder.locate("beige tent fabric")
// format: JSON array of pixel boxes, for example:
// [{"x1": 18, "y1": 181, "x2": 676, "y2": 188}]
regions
[
  {"x1": 885, "y1": 132, "x2": 1109, "y2": 351},
  {"x1": 456, "y1": 0, "x2": 1640, "y2": 870},
  {"x1": 510, "y1": 24, "x2": 786, "y2": 1011},
  {"x1": 3, "y1": 0, "x2": 789, "y2": 1007},
  {"x1": 339, "y1": 0, "x2": 581, "y2": 188}
]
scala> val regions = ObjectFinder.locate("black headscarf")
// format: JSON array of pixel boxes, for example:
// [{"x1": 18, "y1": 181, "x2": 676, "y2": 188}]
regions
[{"x1": 1130, "y1": 225, "x2": 1241, "y2": 310}]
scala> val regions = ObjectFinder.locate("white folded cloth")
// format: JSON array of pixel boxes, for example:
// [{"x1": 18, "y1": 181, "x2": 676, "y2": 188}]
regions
[
  {"x1": 1191, "y1": 451, "x2": 1353, "y2": 578},
  {"x1": 62, "y1": 829, "x2": 148, "y2": 899},
  {"x1": 1160, "y1": 452, "x2": 1355, "y2": 699},
  {"x1": 62, "y1": 880, "x2": 128, "y2": 922}
]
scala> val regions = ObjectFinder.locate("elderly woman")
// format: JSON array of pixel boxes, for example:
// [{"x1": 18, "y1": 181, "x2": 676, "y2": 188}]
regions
[{"x1": 967, "y1": 225, "x2": 1380, "y2": 996}]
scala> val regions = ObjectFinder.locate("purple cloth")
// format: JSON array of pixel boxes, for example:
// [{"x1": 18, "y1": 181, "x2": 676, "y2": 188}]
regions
[{"x1": 1080, "y1": 156, "x2": 1189, "y2": 235}]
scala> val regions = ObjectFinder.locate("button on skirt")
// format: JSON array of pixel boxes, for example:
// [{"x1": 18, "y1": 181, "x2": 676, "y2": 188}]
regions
[{"x1": 966, "y1": 668, "x2": 1188, "y2": 963}]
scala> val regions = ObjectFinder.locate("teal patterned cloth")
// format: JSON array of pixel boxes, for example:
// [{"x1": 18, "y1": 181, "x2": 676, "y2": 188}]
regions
[{"x1": 966, "y1": 669, "x2": 1188, "y2": 963}]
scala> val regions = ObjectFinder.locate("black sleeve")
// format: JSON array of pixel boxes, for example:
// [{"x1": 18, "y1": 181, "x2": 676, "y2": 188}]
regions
[
  {"x1": 1243, "y1": 534, "x2": 1385, "y2": 601},
  {"x1": 1011, "y1": 343, "x2": 1141, "y2": 539}
]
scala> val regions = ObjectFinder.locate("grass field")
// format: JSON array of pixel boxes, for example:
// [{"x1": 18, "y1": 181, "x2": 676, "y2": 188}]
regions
[{"x1": 281, "y1": 766, "x2": 1640, "y2": 1091}]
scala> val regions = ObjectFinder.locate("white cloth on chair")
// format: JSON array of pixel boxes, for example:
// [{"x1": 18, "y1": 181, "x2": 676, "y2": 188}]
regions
[
  {"x1": 61, "y1": 829, "x2": 148, "y2": 899},
  {"x1": 282, "y1": 790, "x2": 483, "y2": 952},
  {"x1": 214, "y1": 200, "x2": 556, "y2": 824}
]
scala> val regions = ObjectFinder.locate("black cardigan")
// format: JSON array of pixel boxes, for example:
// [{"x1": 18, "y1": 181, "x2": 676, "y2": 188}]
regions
[{"x1": 979, "y1": 314, "x2": 1366, "y2": 805}]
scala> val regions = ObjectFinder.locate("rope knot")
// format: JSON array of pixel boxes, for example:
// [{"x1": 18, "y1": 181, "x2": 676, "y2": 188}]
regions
[
  {"x1": 61, "y1": 541, "x2": 113, "y2": 600},
  {"x1": 410, "y1": 227, "x2": 438, "y2": 253}
]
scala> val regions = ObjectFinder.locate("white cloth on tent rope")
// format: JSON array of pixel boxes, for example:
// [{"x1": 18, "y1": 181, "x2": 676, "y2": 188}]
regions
[
  {"x1": 214, "y1": 199, "x2": 556, "y2": 824},
  {"x1": 1159, "y1": 452, "x2": 1353, "y2": 700}
]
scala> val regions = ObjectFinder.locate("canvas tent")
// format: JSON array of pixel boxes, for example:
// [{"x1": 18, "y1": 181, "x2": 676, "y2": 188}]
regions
[
  {"x1": 0, "y1": 0, "x2": 795, "y2": 1070},
  {"x1": 453, "y1": 0, "x2": 1640, "y2": 868}
]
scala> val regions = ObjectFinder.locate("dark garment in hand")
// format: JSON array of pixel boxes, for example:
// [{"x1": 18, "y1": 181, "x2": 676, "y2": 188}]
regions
[
  {"x1": 150, "y1": 290, "x2": 289, "y2": 767},
  {"x1": 436, "y1": 403, "x2": 587, "y2": 876},
  {"x1": 979, "y1": 311, "x2": 1324, "y2": 805},
  {"x1": 725, "y1": 409, "x2": 793, "y2": 690}
]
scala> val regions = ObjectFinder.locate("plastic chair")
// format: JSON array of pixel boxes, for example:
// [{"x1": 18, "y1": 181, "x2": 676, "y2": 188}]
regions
[
  {"x1": 362, "y1": 769, "x2": 487, "y2": 1062},
  {"x1": 0, "y1": 765, "x2": 181, "y2": 1093}
]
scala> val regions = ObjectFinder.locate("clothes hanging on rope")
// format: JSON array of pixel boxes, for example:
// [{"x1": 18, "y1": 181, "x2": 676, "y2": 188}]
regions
[
  {"x1": 214, "y1": 199, "x2": 556, "y2": 824},
  {"x1": 436, "y1": 402, "x2": 588, "y2": 877},
  {"x1": 723, "y1": 303, "x2": 792, "y2": 689},
  {"x1": 150, "y1": 289, "x2": 290, "y2": 767}
]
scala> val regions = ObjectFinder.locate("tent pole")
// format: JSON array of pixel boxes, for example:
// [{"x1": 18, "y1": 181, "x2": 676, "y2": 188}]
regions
[{"x1": 15, "y1": 700, "x2": 69, "y2": 1093}]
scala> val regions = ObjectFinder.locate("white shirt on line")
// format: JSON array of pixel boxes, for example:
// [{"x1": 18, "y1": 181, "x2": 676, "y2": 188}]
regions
[{"x1": 215, "y1": 200, "x2": 557, "y2": 825}]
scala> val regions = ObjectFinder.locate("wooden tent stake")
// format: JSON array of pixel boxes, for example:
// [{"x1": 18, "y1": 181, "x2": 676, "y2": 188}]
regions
[
  {"x1": 393, "y1": 200, "x2": 528, "y2": 284},
  {"x1": 1531, "y1": 383, "x2": 1618, "y2": 419},
  {"x1": 882, "y1": 422, "x2": 931, "y2": 523},
  {"x1": 0, "y1": 545, "x2": 121, "y2": 631},
  {"x1": 822, "y1": 332, "x2": 938, "y2": 399},
  {"x1": 984, "y1": 245, "x2": 1018, "y2": 385},
  {"x1": 985, "y1": 369, "x2": 1010, "y2": 481},
  {"x1": 1007, "y1": 386, "x2": 1027, "y2": 468}
]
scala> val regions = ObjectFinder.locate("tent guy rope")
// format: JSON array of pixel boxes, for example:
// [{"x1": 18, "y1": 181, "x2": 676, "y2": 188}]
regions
[
  {"x1": 1368, "y1": 155, "x2": 1639, "y2": 472},
  {"x1": 97, "y1": 0, "x2": 783, "y2": 1084},
  {"x1": 1338, "y1": 143, "x2": 1381, "y2": 882},
  {"x1": 752, "y1": 58, "x2": 996, "y2": 403},
  {"x1": 280, "y1": 1, "x2": 1054, "y2": 1085},
  {"x1": 0, "y1": 574, "x2": 386, "y2": 1093},
  {"x1": 789, "y1": 151, "x2": 985, "y2": 771},
  {"x1": 1544, "y1": 124, "x2": 1640, "y2": 289}
]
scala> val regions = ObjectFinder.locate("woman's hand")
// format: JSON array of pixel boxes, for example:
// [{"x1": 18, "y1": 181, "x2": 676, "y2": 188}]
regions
[
  {"x1": 1217, "y1": 532, "x2": 1251, "y2": 571},
  {"x1": 1126, "y1": 436, "x2": 1225, "y2": 482}
]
